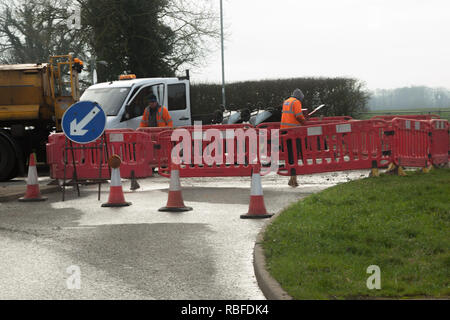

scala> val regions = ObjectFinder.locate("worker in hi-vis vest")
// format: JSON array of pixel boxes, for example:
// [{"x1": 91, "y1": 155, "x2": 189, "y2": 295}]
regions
[
  {"x1": 281, "y1": 88, "x2": 305, "y2": 129},
  {"x1": 139, "y1": 94, "x2": 173, "y2": 128},
  {"x1": 281, "y1": 88, "x2": 306, "y2": 187}
]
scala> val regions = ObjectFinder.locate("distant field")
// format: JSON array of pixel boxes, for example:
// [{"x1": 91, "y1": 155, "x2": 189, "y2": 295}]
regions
[{"x1": 357, "y1": 109, "x2": 450, "y2": 121}]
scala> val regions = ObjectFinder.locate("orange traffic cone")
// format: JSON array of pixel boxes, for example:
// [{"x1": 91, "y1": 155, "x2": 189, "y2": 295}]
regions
[
  {"x1": 102, "y1": 155, "x2": 131, "y2": 207},
  {"x1": 159, "y1": 162, "x2": 192, "y2": 212},
  {"x1": 19, "y1": 153, "x2": 47, "y2": 202},
  {"x1": 241, "y1": 164, "x2": 273, "y2": 219}
]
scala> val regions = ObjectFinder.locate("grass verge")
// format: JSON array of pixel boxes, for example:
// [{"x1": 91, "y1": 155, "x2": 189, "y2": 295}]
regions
[{"x1": 263, "y1": 168, "x2": 450, "y2": 299}]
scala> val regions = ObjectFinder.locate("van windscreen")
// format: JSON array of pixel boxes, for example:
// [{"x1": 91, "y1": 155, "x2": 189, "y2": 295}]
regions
[{"x1": 80, "y1": 87, "x2": 131, "y2": 116}]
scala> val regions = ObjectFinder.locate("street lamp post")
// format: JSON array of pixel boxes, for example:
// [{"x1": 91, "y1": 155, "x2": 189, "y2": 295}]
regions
[
  {"x1": 91, "y1": 58, "x2": 108, "y2": 84},
  {"x1": 220, "y1": 0, "x2": 226, "y2": 109}
]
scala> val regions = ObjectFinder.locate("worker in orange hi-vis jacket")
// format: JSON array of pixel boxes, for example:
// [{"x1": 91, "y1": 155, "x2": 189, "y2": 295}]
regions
[
  {"x1": 281, "y1": 88, "x2": 306, "y2": 129},
  {"x1": 280, "y1": 88, "x2": 306, "y2": 187},
  {"x1": 139, "y1": 94, "x2": 173, "y2": 128}
]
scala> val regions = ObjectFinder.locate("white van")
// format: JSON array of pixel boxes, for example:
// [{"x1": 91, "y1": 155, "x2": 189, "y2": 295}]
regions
[{"x1": 80, "y1": 74, "x2": 192, "y2": 129}]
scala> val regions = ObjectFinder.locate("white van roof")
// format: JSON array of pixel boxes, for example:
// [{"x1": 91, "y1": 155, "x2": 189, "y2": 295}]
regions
[{"x1": 87, "y1": 77, "x2": 182, "y2": 89}]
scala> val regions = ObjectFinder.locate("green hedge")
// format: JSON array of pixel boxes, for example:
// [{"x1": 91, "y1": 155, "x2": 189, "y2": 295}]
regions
[{"x1": 190, "y1": 77, "x2": 370, "y2": 117}]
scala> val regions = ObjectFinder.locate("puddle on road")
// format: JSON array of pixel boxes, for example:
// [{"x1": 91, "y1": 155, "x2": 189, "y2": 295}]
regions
[{"x1": 177, "y1": 170, "x2": 370, "y2": 189}]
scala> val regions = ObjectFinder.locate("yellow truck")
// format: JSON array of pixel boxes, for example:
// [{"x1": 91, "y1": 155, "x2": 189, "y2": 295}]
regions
[{"x1": 0, "y1": 54, "x2": 83, "y2": 181}]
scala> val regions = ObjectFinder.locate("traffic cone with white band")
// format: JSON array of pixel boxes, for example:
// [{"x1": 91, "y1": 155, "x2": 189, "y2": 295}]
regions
[
  {"x1": 241, "y1": 164, "x2": 273, "y2": 219},
  {"x1": 19, "y1": 153, "x2": 47, "y2": 202},
  {"x1": 102, "y1": 155, "x2": 131, "y2": 207},
  {"x1": 159, "y1": 162, "x2": 192, "y2": 212}
]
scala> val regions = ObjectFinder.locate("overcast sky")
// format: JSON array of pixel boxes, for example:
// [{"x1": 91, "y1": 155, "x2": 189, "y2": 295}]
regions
[{"x1": 192, "y1": 0, "x2": 450, "y2": 90}]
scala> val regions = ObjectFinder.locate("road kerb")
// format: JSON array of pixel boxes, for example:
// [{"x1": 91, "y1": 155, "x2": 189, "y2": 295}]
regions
[{"x1": 253, "y1": 210, "x2": 293, "y2": 300}]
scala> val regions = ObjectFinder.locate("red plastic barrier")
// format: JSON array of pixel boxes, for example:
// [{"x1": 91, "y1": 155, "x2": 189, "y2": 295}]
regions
[
  {"x1": 371, "y1": 114, "x2": 440, "y2": 121},
  {"x1": 137, "y1": 127, "x2": 173, "y2": 168},
  {"x1": 256, "y1": 117, "x2": 354, "y2": 130},
  {"x1": 180, "y1": 123, "x2": 254, "y2": 131},
  {"x1": 256, "y1": 122, "x2": 280, "y2": 130},
  {"x1": 429, "y1": 119, "x2": 449, "y2": 166},
  {"x1": 391, "y1": 118, "x2": 431, "y2": 168},
  {"x1": 308, "y1": 116, "x2": 353, "y2": 122},
  {"x1": 157, "y1": 125, "x2": 261, "y2": 178},
  {"x1": 361, "y1": 119, "x2": 395, "y2": 168},
  {"x1": 277, "y1": 120, "x2": 385, "y2": 176},
  {"x1": 45, "y1": 119, "x2": 448, "y2": 181},
  {"x1": 149, "y1": 125, "x2": 256, "y2": 171},
  {"x1": 46, "y1": 130, "x2": 155, "y2": 179},
  {"x1": 137, "y1": 127, "x2": 173, "y2": 140}
]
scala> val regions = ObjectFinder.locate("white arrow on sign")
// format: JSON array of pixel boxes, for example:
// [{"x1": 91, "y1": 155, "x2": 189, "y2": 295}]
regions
[{"x1": 70, "y1": 106, "x2": 101, "y2": 136}]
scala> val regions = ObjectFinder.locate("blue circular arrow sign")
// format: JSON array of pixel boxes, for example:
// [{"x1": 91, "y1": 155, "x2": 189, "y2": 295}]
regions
[{"x1": 62, "y1": 101, "x2": 107, "y2": 144}]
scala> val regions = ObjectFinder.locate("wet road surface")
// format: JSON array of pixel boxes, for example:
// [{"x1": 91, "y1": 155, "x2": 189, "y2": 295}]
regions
[{"x1": 0, "y1": 170, "x2": 369, "y2": 299}]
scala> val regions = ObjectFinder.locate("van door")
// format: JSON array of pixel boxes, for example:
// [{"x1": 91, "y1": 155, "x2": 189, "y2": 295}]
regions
[
  {"x1": 167, "y1": 82, "x2": 191, "y2": 127},
  {"x1": 121, "y1": 83, "x2": 165, "y2": 129}
]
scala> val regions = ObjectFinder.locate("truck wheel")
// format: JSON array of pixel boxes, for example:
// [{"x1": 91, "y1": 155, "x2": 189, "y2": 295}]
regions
[{"x1": 0, "y1": 134, "x2": 18, "y2": 181}]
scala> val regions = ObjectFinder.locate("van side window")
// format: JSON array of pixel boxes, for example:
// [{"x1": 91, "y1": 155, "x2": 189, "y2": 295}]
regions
[
  {"x1": 127, "y1": 85, "x2": 163, "y2": 118},
  {"x1": 127, "y1": 86, "x2": 141, "y2": 106},
  {"x1": 168, "y1": 83, "x2": 186, "y2": 111}
]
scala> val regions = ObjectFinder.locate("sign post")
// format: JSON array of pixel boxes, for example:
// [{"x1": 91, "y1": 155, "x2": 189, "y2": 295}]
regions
[{"x1": 61, "y1": 101, "x2": 107, "y2": 200}]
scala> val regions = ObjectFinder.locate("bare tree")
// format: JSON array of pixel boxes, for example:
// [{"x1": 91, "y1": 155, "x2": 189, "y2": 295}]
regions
[
  {"x1": 0, "y1": 0, "x2": 220, "y2": 83},
  {"x1": 160, "y1": 0, "x2": 220, "y2": 71},
  {"x1": 0, "y1": 0, "x2": 89, "y2": 64}
]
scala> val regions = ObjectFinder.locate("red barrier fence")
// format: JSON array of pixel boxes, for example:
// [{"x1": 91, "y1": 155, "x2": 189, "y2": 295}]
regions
[
  {"x1": 46, "y1": 130, "x2": 155, "y2": 179},
  {"x1": 181, "y1": 123, "x2": 254, "y2": 131},
  {"x1": 157, "y1": 124, "x2": 258, "y2": 178},
  {"x1": 371, "y1": 119, "x2": 395, "y2": 168},
  {"x1": 308, "y1": 116, "x2": 354, "y2": 122},
  {"x1": 137, "y1": 127, "x2": 173, "y2": 168},
  {"x1": 256, "y1": 117, "x2": 355, "y2": 130},
  {"x1": 45, "y1": 116, "x2": 449, "y2": 181},
  {"x1": 429, "y1": 119, "x2": 449, "y2": 166},
  {"x1": 391, "y1": 118, "x2": 431, "y2": 168},
  {"x1": 371, "y1": 114, "x2": 440, "y2": 121},
  {"x1": 277, "y1": 120, "x2": 388, "y2": 176}
]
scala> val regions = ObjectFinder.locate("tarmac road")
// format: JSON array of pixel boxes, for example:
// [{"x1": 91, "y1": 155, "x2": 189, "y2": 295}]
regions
[{"x1": 0, "y1": 170, "x2": 369, "y2": 299}]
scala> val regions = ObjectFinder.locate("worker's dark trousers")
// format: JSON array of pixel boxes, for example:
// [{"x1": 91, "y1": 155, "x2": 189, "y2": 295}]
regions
[{"x1": 287, "y1": 138, "x2": 304, "y2": 166}]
